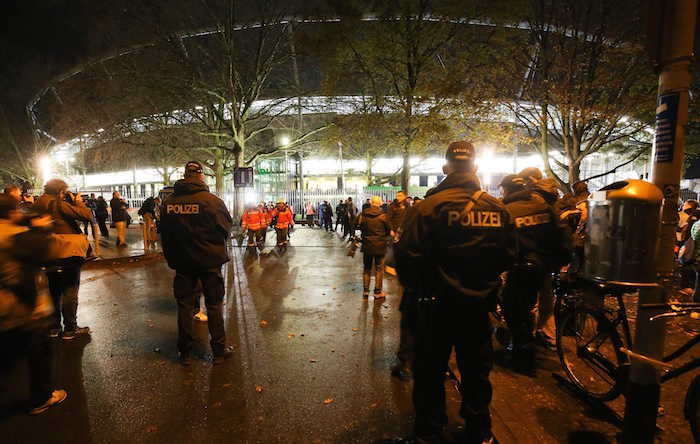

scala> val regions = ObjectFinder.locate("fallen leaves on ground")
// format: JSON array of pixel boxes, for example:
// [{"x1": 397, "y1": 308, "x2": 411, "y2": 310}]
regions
[
  {"x1": 309, "y1": 358, "x2": 317, "y2": 363},
  {"x1": 324, "y1": 398, "x2": 334, "y2": 404},
  {"x1": 145, "y1": 425, "x2": 158, "y2": 433},
  {"x1": 260, "y1": 320, "x2": 268, "y2": 328},
  {"x1": 288, "y1": 333, "x2": 295, "y2": 338},
  {"x1": 352, "y1": 328, "x2": 359, "y2": 332},
  {"x1": 255, "y1": 385, "x2": 263, "y2": 393}
]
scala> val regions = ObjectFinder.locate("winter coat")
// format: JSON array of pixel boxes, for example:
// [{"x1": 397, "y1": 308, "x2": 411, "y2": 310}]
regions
[
  {"x1": 358, "y1": 206, "x2": 391, "y2": 255},
  {"x1": 395, "y1": 172, "x2": 516, "y2": 301},
  {"x1": 502, "y1": 188, "x2": 573, "y2": 269},
  {"x1": 242, "y1": 208, "x2": 264, "y2": 231},
  {"x1": 33, "y1": 194, "x2": 93, "y2": 234},
  {"x1": 160, "y1": 178, "x2": 233, "y2": 271},
  {"x1": 387, "y1": 199, "x2": 407, "y2": 232},
  {"x1": 95, "y1": 198, "x2": 109, "y2": 220},
  {"x1": 110, "y1": 198, "x2": 130, "y2": 222}
]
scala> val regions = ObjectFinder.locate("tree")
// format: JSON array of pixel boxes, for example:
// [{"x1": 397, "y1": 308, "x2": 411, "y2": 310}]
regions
[
  {"x1": 494, "y1": 0, "x2": 656, "y2": 191},
  {"x1": 326, "y1": 0, "x2": 487, "y2": 191}
]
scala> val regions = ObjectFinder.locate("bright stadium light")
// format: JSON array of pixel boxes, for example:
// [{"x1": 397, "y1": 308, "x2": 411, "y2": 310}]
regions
[
  {"x1": 40, "y1": 156, "x2": 52, "y2": 184},
  {"x1": 280, "y1": 135, "x2": 290, "y2": 147}
]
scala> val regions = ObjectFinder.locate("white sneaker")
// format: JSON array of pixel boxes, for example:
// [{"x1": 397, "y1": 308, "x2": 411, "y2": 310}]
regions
[
  {"x1": 29, "y1": 390, "x2": 67, "y2": 415},
  {"x1": 194, "y1": 310, "x2": 208, "y2": 322}
]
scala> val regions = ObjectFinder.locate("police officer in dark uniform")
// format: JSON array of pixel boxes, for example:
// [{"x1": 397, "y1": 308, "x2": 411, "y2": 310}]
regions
[
  {"x1": 160, "y1": 161, "x2": 233, "y2": 366},
  {"x1": 395, "y1": 141, "x2": 515, "y2": 444},
  {"x1": 498, "y1": 174, "x2": 572, "y2": 376}
]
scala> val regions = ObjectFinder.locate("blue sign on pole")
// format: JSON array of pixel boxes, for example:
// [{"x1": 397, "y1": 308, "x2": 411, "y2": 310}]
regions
[{"x1": 653, "y1": 92, "x2": 681, "y2": 164}]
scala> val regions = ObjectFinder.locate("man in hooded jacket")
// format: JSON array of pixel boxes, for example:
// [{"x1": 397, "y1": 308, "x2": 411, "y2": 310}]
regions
[{"x1": 160, "y1": 161, "x2": 233, "y2": 366}]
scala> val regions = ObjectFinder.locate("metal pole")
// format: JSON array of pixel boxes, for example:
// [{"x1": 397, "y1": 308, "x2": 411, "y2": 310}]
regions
[
  {"x1": 338, "y1": 141, "x2": 345, "y2": 191},
  {"x1": 298, "y1": 152, "x2": 304, "y2": 216},
  {"x1": 513, "y1": 144, "x2": 518, "y2": 173},
  {"x1": 624, "y1": 1, "x2": 697, "y2": 442}
]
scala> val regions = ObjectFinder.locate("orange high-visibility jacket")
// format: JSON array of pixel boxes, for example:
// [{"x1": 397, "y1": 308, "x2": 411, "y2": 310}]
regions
[
  {"x1": 242, "y1": 209, "x2": 264, "y2": 231},
  {"x1": 259, "y1": 208, "x2": 269, "y2": 227},
  {"x1": 272, "y1": 206, "x2": 294, "y2": 229}
]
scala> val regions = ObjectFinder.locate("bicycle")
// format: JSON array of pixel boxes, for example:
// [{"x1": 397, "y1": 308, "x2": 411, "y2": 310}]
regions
[
  {"x1": 554, "y1": 279, "x2": 635, "y2": 401},
  {"x1": 557, "y1": 296, "x2": 700, "y2": 440}
]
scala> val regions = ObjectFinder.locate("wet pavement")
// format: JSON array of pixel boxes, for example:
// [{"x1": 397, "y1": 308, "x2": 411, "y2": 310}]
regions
[
  {"x1": 0, "y1": 227, "x2": 696, "y2": 443},
  {"x1": 86, "y1": 222, "x2": 162, "y2": 261}
]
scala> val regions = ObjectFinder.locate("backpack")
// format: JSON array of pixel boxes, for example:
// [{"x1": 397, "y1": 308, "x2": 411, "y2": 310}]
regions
[{"x1": 680, "y1": 237, "x2": 695, "y2": 265}]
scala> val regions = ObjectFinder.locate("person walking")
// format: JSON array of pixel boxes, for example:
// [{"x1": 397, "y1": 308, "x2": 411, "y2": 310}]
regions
[
  {"x1": 160, "y1": 161, "x2": 233, "y2": 366},
  {"x1": 335, "y1": 200, "x2": 346, "y2": 233},
  {"x1": 345, "y1": 197, "x2": 358, "y2": 238},
  {"x1": 271, "y1": 199, "x2": 294, "y2": 250},
  {"x1": 322, "y1": 201, "x2": 333, "y2": 231},
  {"x1": 395, "y1": 141, "x2": 515, "y2": 444},
  {"x1": 95, "y1": 195, "x2": 109, "y2": 237},
  {"x1": 110, "y1": 191, "x2": 129, "y2": 246},
  {"x1": 33, "y1": 179, "x2": 93, "y2": 340},
  {"x1": 357, "y1": 196, "x2": 391, "y2": 298},
  {"x1": 241, "y1": 203, "x2": 264, "y2": 250}
]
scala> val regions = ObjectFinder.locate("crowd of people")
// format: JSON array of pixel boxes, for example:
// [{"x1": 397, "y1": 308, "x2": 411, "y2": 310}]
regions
[{"x1": 4, "y1": 142, "x2": 694, "y2": 443}]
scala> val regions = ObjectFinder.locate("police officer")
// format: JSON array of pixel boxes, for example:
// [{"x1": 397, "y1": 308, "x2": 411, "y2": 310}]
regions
[
  {"x1": 395, "y1": 141, "x2": 515, "y2": 444},
  {"x1": 160, "y1": 161, "x2": 233, "y2": 366},
  {"x1": 498, "y1": 174, "x2": 572, "y2": 376}
]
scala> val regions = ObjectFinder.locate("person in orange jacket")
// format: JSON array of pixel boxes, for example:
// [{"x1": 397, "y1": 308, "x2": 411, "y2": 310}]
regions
[
  {"x1": 258, "y1": 202, "x2": 269, "y2": 244},
  {"x1": 271, "y1": 199, "x2": 294, "y2": 250},
  {"x1": 241, "y1": 203, "x2": 264, "y2": 249}
]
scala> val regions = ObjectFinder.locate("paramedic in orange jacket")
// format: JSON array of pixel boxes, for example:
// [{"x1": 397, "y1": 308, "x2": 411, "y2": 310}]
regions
[
  {"x1": 271, "y1": 199, "x2": 294, "y2": 249},
  {"x1": 241, "y1": 204, "x2": 264, "y2": 249}
]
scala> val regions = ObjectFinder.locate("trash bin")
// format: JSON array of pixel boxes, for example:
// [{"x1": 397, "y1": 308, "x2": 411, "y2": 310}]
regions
[{"x1": 584, "y1": 179, "x2": 663, "y2": 286}]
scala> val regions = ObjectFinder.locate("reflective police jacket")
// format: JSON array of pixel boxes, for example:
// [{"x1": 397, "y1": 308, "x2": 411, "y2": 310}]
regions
[
  {"x1": 242, "y1": 209, "x2": 264, "y2": 231},
  {"x1": 502, "y1": 189, "x2": 573, "y2": 269},
  {"x1": 271, "y1": 205, "x2": 294, "y2": 229},
  {"x1": 160, "y1": 178, "x2": 233, "y2": 271},
  {"x1": 394, "y1": 172, "x2": 516, "y2": 300}
]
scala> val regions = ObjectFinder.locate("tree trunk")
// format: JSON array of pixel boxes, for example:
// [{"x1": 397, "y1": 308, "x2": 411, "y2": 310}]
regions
[
  {"x1": 366, "y1": 151, "x2": 372, "y2": 184},
  {"x1": 401, "y1": 150, "x2": 410, "y2": 192}
]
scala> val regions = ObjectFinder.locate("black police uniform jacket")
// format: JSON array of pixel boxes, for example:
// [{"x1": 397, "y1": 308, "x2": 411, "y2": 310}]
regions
[
  {"x1": 160, "y1": 178, "x2": 233, "y2": 271},
  {"x1": 394, "y1": 172, "x2": 516, "y2": 301},
  {"x1": 502, "y1": 188, "x2": 573, "y2": 269},
  {"x1": 358, "y1": 206, "x2": 391, "y2": 255}
]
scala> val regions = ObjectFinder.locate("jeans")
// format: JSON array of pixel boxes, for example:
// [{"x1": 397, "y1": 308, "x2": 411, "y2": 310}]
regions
[
  {"x1": 174, "y1": 268, "x2": 226, "y2": 356},
  {"x1": 47, "y1": 265, "x2": 82, "y2": 331},
  {"x1": 362, "y1": 253, "x2": 385, "y2": 293}
]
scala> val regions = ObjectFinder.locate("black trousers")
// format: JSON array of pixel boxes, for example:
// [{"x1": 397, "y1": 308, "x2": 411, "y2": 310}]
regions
[
  {"x1": 323, "y1": 216, "x2": 332, "y2": 231},
  {"x1": 247, "y1": 228, "x2": 262, "y2": 247},
  {"x1": 396, "y1": 288, "x2": 418, "y2": 367},
  {"x1": 413, "y1": 297, "x2": 493, "y2": 442},
  {"x1": 47, "y1": 265, "x2": 82, "y2": 331},
  {"x1": 501, "y1": 262, "x2": 547, "y2": 353},
  {"x1": 275, "y1": 227, "x2": 289, "y2": 245},
  {"x1": 97, "y1": 217, "x2": 109, "y2": 237},
  {"x1": 1, "y1": 324, "x2": 53, "y2": 408},
  {"x1": 174, "y1": 268, "x2": 226, "y2": 356}
]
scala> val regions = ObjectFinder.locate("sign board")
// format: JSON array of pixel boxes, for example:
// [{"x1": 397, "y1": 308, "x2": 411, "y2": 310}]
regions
[
  {"x1": 233, "y1": 167, "x2": 254, "y2": 187},
  {"x1": 653, "y1": 92, "x2": 680, "y2": 164}
]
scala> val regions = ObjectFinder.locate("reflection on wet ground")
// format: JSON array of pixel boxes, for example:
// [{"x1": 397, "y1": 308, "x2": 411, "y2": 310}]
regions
[{"x1": 0, "y1": 228, "x2": 694, "y2": 443}]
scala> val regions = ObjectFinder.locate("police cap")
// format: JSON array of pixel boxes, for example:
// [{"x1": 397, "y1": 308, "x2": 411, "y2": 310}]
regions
[
  {"x1": 499, "y1": 174, "x2": 526, "y2": 192},
  {"x1": 445, "y1": 141, "x2": 475, "y2": 163}
]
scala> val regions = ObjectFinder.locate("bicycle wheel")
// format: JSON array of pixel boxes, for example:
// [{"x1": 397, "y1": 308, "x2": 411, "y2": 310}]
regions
[
  {"x1": 556, "y1": 306, "x2": 627, "y2": 401},
  {"x1": 685, "y1": 374, "x2": 700, "y2": 443}
]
